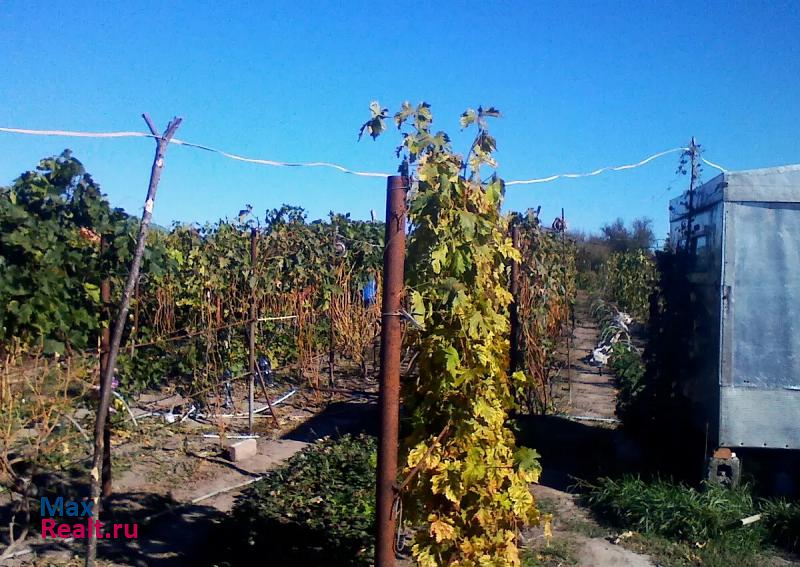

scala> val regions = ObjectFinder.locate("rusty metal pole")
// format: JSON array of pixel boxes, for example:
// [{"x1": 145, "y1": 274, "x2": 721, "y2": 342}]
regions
[
  {"x1": 99, "y1": 239, "x2": 112, "y2": 499},
  {"x1": 248, "y1": 228, "x2": 257, "y2": 435},
  {"x1": 509, "y1": 223, "x2": 521, "y2": 376},
  {"x1": 375, "y1": 175, "x2": 407, "y2": 567}
]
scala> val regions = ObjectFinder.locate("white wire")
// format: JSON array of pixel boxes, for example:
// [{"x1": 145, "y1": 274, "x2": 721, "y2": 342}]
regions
[
  {"x1": 170, "y1": 138, "x2": 391, "y2": 178},
  {"x1": 0, "y1": 126, "x2": 730, "y2": 184},
  {"x1": 505, "y1": 147, "x2": 687, "y2": 186},
  {"x1": 0, "y1": 127, "x2": 153, "y2": 139},
  {"x1": 701, "y1": 156, "x2": 728, "y2": 173},
  {"x1": 0, "y1": 126, "x2": 391, "y2": 178}
]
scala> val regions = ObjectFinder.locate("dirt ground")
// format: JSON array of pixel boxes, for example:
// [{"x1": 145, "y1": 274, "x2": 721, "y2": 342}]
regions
[
  {"x1": 520, "y1": 290, "x2": 654, "y2": 567},
  {"x1": 6, "y1": 291, "x2": 777, "y2": 566},
  {"x1": 0, "y1": 364, "x2": 382, "y2": 566}
]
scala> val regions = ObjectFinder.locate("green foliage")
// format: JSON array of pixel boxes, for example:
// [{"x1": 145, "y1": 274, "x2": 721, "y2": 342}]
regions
[
  {"x1": 116, "y1": 207, "x2": 384, "y2": 392},
  {"x1": 760, "y1": 499, "x2": 800, "y2": 552},
  {"x1": 1, "y1": 152, "x2": 384, "y2": 392},
  {"x1": 215, "y1": 435, "x2": 377, "y2": 566},
  {"x1": 369, "y1": 101, "x2": 539, "y2": 566},
  {"x1": 603, "y1": 249, "x2": 657, "y2": 320},
  {"x1": 583, "y1": 476, "x2": 800, "y2": 557},
  {"x1": 521, "y1": 538, "x2": 576, "y2": 566},
  {"x1": 583, "y1": 477, "x2": 764, "y2": 549},
  {"x1": 591, "y1": 299, "x2": 647, "y2": 426},
  {"x1": 572, "y1": 217, "x2": 654, "y2": 292},
  {"x1": 609, "y1": 341, "x2": 646, "y2": 422},
  {"x1": 0, "y1": 151, "x2": 134, "y2": 354}
]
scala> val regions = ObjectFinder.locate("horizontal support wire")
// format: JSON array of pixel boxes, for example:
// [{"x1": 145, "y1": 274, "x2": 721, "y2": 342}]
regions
[{"x1": 0, "y1": 126, "x2": 729, "y2": 184}]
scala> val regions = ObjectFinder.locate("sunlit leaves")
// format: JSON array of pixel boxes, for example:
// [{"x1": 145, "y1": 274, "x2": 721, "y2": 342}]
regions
[
  {"x1": 374, "y1": 103, "x2": 539, "y2": 565},
  {"x1": 358, "y1": 100, "x2": 389, "y2": 140}
]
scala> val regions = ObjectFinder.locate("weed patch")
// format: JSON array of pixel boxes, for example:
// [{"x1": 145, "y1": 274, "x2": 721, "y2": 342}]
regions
[{"x1": 582, "y1": 476, "x2": 800, "y2": 558}]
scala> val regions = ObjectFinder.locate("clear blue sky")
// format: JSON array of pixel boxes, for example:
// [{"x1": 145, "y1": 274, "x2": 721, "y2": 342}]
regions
[{"x1": 2, "y1": 1, "x2": 799, "y2": 240}]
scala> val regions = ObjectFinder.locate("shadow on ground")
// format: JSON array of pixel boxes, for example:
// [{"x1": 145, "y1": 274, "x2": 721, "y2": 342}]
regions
[
  {"x1": 0, "y1": 489, "x2": 222, "y2": 566},
  {"x1": 283, "y1": 400, "x2": 379, "y2": 442},
  {"x1": 514, "y1": 415, "x2": 645, "y2": 491}
]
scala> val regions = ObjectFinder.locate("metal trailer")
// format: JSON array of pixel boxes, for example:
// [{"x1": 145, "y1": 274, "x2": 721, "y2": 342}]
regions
[{"x1": 669, "y1": 164, "x2": 800, "y2": 483}]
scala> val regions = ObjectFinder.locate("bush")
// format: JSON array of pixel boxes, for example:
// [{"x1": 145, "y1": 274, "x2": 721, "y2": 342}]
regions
[
  {"x1": 761, "y1": 499, "x2": 800, "y2": 552},
  {"x1": 609, "y1": 342, "x2": 646, "y2": 424},
  {"x1": 211, "y1": 434, "x2": 377, "y2": 566},
  {"x1": 602, "y1": 250, "x2": 657, "y2": 320}
]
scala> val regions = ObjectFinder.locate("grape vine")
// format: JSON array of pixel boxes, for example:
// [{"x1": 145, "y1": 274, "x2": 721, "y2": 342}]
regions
[{"x1": 366, "y1": 102, "x2": 540, "y2": 565}]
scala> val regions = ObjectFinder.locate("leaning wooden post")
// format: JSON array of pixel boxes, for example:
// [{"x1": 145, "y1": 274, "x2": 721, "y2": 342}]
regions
[
  {"x1": 99, "y1": 237, "x2": 112, "y2": 499},
  {"x1": 248, "y1": 228, "x2": 257, "y2": 435},
  {"x1": 375, "y1": 175, "x2": 407, "y2": 567},
  {"x1": 86, "y1": 114, "x2": 181, "y2": 567}
]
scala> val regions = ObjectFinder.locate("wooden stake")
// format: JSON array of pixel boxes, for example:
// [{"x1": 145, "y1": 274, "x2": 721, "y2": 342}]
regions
[
  {"x1": 248, "y1": 228, "x2": 257, "y2": 435},
  {"x1": 85, "y1": 114, "x2": 181, "y2": 567}
]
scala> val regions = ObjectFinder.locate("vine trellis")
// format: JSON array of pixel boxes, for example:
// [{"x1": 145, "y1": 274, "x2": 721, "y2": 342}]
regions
[{"x1": 367, "y1": 102, "x2": 541, "y2": 566}]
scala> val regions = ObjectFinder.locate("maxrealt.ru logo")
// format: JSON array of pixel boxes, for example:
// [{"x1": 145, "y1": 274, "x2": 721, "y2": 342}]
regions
[{"x1": 40, "y1": 497, "x2": 138, "y2": 540}]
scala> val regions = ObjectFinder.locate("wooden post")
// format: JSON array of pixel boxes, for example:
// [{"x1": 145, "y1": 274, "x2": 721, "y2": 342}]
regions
[
  {"x1": 99, "y1": 239, "x2": 112, "y2": 499},
  {"x1": 248, "y1": 228, "x2": 257, "y2": 435},
  {"x1": 561, "y1": 208, "x2": 572, "y2": 407},
  {"x1": 328, "y1": 224, "x2": 337, "y2": 390},
  {"x1": 86, "y1": 114, "x2": 181, "y2": 567}
]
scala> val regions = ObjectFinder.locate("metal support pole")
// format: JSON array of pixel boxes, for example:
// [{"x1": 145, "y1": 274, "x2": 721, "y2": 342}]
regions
[
  {"x1": 375, "y1": 175, "x2": 407, "y2": 567},
  {"x1": 248, "y1": 228, "x2": 257, "y2": 435}
]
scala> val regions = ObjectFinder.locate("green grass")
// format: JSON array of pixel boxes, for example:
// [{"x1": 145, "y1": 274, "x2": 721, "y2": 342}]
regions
[
  {"x1": 581, "y1": 475, "x2": 800, "y2": 560},
  {"x1": 522, "y1": 538, "x2": 576, "y2": 567},
  {"x1": 616, "y1": 531, "x2": 782, "y2": 567}
]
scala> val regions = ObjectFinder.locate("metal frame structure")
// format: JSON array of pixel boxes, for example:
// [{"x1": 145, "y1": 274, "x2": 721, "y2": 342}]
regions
[{"x1": 669, "y1": 164, "x2": 800, "y2": 451}]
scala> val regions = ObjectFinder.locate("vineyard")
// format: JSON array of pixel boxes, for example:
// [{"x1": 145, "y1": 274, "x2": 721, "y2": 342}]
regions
[
  {"x1": 0, "y1": 106, "x2": 587, "y2": 567},
  {"x1": 1, "y1": 106, "x2": 798, "y2": 567}
]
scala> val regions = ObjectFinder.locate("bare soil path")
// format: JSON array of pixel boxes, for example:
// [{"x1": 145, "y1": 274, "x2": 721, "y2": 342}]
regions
[
  {"x1": 520, "y1": 290, "x2": 654, "y2": 567},
  {"x1": 560, "y1": 290, "x2": 618, "y2": 421}
]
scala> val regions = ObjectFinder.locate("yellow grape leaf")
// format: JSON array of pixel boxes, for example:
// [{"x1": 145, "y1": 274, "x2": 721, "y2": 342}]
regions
[{"x1": 430, "y1": 519, "x2": 456, "y2": 543}]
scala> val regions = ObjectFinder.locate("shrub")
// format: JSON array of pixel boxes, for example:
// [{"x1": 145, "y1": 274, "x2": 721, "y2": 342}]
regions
[
  {"x1": 213, "y1": 434, "x2": 377, "y2": 566},
  {"x1": 761, "y1": 499, "x2": 800, "y2": 552},
  {"x1": 602, "y1": 250, "x2": 657, "y2": 320},
  {"x1": 609, "y1": 342, "x2": 646, "y2": 423}
]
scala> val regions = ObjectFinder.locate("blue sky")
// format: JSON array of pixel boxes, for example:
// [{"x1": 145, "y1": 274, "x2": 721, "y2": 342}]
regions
[{"x1": 2, "y1": 1, "x2": 799, "y2": 240}]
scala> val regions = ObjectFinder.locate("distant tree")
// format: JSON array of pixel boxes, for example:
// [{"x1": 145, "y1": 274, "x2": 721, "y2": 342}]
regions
[
  {"x1": 572, "y1": 217, "x2": 655, "y2": 290},
  {"x1": 600, "y1": 217, "x2": 655, "y2": 252},
  {"x1": 631, "y1": 218, "x2": 656, "y2": 250}
]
